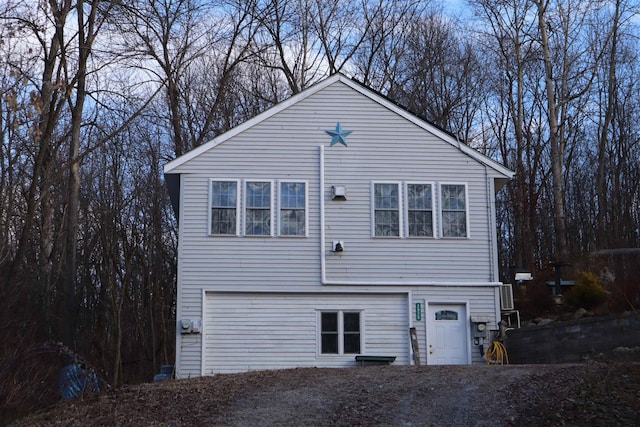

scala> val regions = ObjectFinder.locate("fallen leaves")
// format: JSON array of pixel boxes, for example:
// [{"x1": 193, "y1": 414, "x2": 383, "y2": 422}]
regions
[{"x1": 11, "y1": 363, "x2": 640, "y2": 426}]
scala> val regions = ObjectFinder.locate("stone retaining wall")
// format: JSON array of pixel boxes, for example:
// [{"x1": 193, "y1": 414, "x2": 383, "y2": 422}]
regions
[{"x1": 504, "y1": 311, "x2": 640, "y2": 364}]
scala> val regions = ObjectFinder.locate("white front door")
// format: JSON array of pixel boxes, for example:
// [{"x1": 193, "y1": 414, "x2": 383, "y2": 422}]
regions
[{"x1": 427, "y1": 304, "x2": 468, "y2": 365}]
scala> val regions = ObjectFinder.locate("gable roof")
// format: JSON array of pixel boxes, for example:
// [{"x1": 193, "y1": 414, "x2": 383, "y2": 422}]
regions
[{"x1": 163, "y1": 73, "x2": 514, "y2": 181}]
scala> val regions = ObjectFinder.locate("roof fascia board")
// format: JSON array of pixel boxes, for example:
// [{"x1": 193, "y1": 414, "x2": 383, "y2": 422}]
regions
[{"x1": 164, "y1": 73, "x2": 513, "y2": 179}]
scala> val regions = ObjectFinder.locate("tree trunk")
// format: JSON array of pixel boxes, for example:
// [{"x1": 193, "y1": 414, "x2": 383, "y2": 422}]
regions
[
  {"x1": 63, "y1": 0, "x2": 100, "y2": 348},
  {"x1": 6, "y1": 1, "x2": 69, "y2": 284},
  {"x1": 535, "y1": 0, "x2": 568, "y2": 294},
  {"x1": 596, "y1": 0, "x2": 621, "y2": 249}
]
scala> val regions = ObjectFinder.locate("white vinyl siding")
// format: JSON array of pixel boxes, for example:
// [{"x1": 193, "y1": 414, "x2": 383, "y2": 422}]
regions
[
  {"x1": 176, "y1": 286, "x2": 205, "y2": 377},
  {"x1": 202, "y1": 292, "x2": 408, "y2": 374},
  {"x1": 171, "y1": 78, "x2": 511, "y2": 376},
  {"x1": 178, "y1": 81, "x2": 500, "y2": 286},
  {"x1": 177, "y1": 286, "x2": 501, "y2": 377}
]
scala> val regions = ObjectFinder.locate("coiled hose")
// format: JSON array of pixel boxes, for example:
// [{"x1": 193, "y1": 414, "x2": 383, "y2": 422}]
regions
[{"x1": 485, "y1": 341, "x2": 509, "y2": 365}]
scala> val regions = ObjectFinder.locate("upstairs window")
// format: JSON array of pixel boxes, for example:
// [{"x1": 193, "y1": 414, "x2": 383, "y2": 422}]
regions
[
  {"x1": 280, "y1": 182, "x2": 306, "y2": 236},
  {"x1": 441, "y1": 184, "x2": 467, "y2": 237},
  {"x1": 210, "y1": 180, "x2": 238, "y2": 235},
  {"x1": 320, "y1": 311, "x2": 361, "y2": 355},
  {"x1": 245, "y1": 181, "x2": 272, "y2": 236},
  {"x1": 373, "y1": 183, "x2": 400, "y2": 237},
  {"x1": 407, "y1": 183, "x2": 433, "y2": 237}
]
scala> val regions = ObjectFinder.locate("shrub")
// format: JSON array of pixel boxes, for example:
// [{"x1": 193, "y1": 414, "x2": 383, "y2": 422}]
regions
[{"x1": 564, "y1": 271, "x2": 608, "y2": 310}]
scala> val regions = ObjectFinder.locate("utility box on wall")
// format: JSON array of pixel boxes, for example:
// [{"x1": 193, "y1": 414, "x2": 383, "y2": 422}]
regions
[
  {"x1": 470, "y1": 316, "x2": 490, "y2": 342},
  {"x1": 180, "y1": 319, "x2": 201, "y2": 334}
]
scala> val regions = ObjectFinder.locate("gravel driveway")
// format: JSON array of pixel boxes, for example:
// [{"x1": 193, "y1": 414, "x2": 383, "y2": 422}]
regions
[{"x1": 13, "y1": 362, "x2": 640, "y2": 426}]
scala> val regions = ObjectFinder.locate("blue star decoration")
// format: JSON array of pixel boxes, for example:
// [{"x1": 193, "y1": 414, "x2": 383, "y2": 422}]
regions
[{"x1": 325, "y1": 122, "x2": 352, "y2": 146}]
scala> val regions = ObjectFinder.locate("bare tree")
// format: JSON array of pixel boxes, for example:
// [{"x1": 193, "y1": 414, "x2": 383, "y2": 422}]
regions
[
  {"x1": 314, "y1": 0, "x2": 390, "y2": 75},
  {"x1": 593, "y1": 0, "x2": 640, "y2": 249},
  {"x1": 351, "y1": 0, "x2": 425, "y2": 91},
  {"x1": 254, "y1": 0, "x2": 324, "y2": 93},
  {"x1": 473, "y1": 0, "x2": 547, "y2": 275},
  {"x1": 116, "y1": 0, "x2": 262, "y2": 156},
  {"x1": 385, "y1": 11, "x2": 485, "y2": 140},
  {"x1": 533, "y1": 0, "x2": 606, "y2": 289}
]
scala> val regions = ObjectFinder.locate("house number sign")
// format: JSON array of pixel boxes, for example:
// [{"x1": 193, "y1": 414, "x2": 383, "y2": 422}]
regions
[{"x1": 415, "y1": 303, "x2": 422, "y2": 321}]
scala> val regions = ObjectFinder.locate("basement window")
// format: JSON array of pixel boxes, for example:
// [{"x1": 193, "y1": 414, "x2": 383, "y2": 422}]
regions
[{"x1": 320, "y1": 311, "x2": 361, "y2": 355}]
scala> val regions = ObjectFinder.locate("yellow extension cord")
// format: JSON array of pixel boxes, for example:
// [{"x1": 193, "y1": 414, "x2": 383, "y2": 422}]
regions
[{"x1": 485, "y1": 341, "x2": 509, "y2": 365}]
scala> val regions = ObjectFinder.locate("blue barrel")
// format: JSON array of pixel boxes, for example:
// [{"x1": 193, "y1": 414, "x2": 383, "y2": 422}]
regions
[
  {"x1": 57, "y1": 364, "x2": 100, "y2": 399},
  {"x1": 153, "y1": 365, "x2": 174, "y2": 382}
]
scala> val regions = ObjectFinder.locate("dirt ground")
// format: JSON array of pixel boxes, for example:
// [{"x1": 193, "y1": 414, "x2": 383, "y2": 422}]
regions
[{"x1": 12, "y1": 362, "x2": 640, "y2": 426}]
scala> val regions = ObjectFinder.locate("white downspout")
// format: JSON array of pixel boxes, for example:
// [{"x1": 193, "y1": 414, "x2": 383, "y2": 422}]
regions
[
  {"x1": 320, "y1": 145, "x2": 327, "y2": 283},
  {"x1": 407, "y1": 292, "x2": 414, "y2": 364},
  {"x1": 485, "y1": 164, "x2": 494, "y2": 282},
  {"x1": 486, "y1": 164, "x2": 504, "y2": 325}
]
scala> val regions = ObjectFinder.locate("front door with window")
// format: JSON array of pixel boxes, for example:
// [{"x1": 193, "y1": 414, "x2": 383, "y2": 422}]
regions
[{"x1": 427, "y1": 304, "x2": 468, "y2": 365}]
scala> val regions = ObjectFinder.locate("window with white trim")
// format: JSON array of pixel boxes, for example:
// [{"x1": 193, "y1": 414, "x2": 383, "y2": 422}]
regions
[
  {"x1": 210, "y1": 180, "x2": 238, "y2": 235},
  {"x1": 406, "y1": 183, "x2": 434, "y2": 237},
  {"x1": 441, "y1": 184, "x2": 467, "y2": 237},
  {"x1": 279, "y1": 182, "x2": 306, "y2": 236},
  {"x1": 373, "y1": 183, "x2": 400, "y2": 237},
  {"x1": 320, "y1": 311, "x2": 361, "y2": 354},
  {"x1": 245, "y1": 181, "x2": 272, "y2": 236}
]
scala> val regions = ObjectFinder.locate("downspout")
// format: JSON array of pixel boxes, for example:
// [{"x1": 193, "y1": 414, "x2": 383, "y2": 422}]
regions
[
  {"x1": 485, "y1": 164, "x2": 494, "y2": 282},
  {"x1": 320, "y1": 145, "x2": 328, "y2": 283},
  {"x1": 200, "y1": 288, "x2": 206, "y2": 377},
  {"x1": 319, "y1": 145, "x2": 502, "y2": 287},
  {"x1": 175, "y1": 174, "x2": 185, "y2": 378},
  {"x1": 486, "y1": 164, "x2": 503, "y2": 324},
  {"x1": 407, "y1": 292, "x2": 414, "y2": 364}
]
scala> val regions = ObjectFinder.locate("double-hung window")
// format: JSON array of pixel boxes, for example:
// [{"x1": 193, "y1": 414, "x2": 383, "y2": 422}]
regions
[
  {"x1": 406, "y1": 183, "x2": 434, "y2": 237},
  {"x1": 210, "y1": 180, "x2": 238, "y2": 235},
  {"x1": 441, "y1": 184, "x2": 468, "y2": 238},
  {"x1": 245, "y1": 181, "x2": 272, "y2": 236},
  {"x1": 320, "y1": 311, "x2": 361, "y2": 354},
  {"x1": 372, "y1": 181, "x2": 468, "y2": 238},
  {"x1": 373, "y1": 183, "x2": 400, "y2": 237},
  {"x1": 279, "y1": 182, "x2": 306, "y2": 236}
]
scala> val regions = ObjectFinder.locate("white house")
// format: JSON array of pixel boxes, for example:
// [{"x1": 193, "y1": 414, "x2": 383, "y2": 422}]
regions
[{"x1": 163, "y1": 73, "x2": 514, "y2": 377}]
